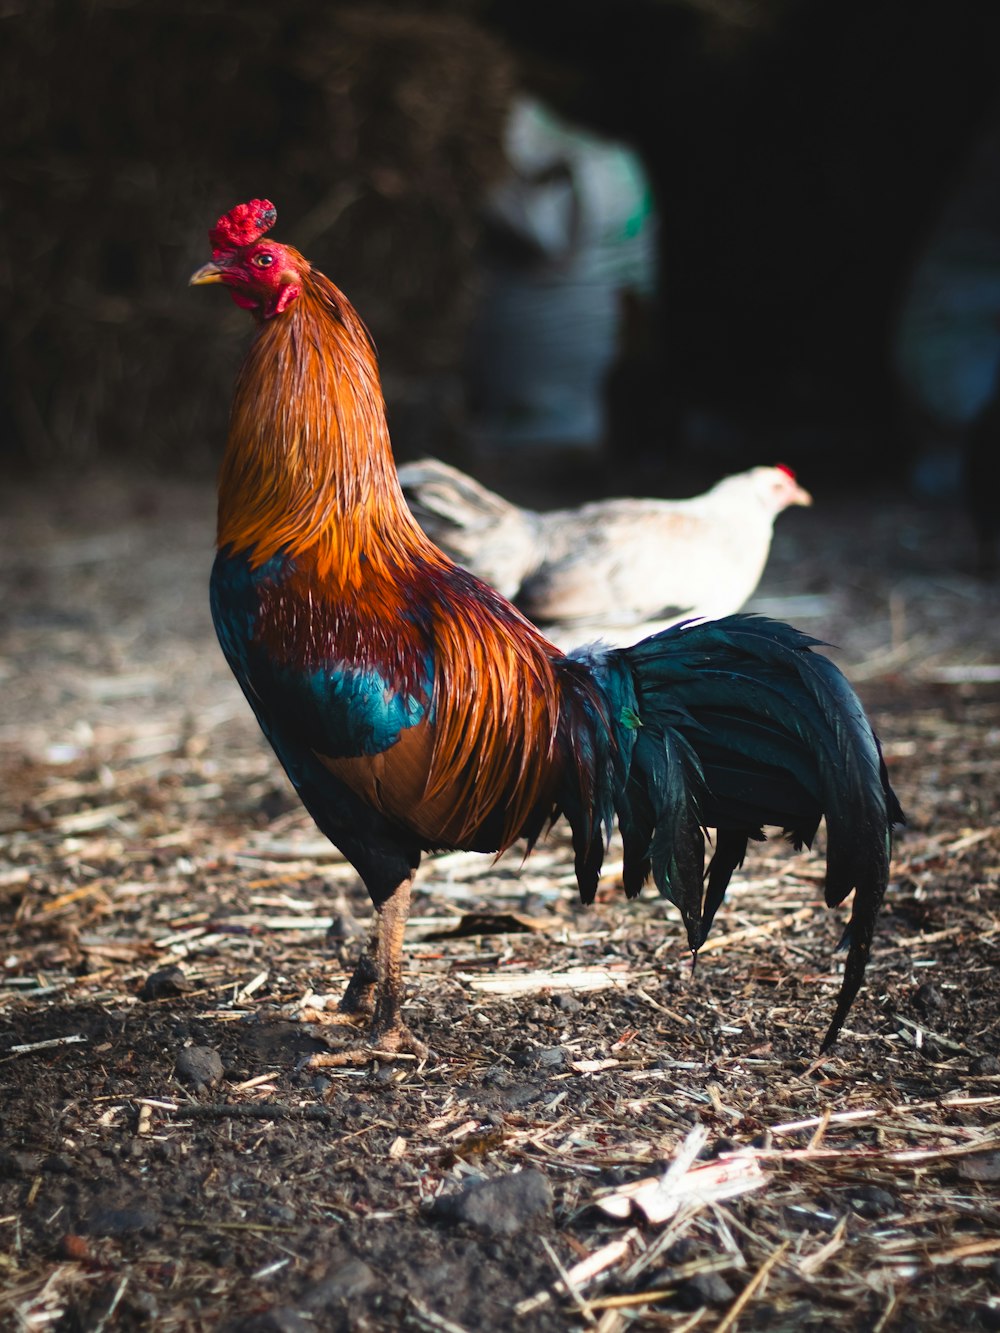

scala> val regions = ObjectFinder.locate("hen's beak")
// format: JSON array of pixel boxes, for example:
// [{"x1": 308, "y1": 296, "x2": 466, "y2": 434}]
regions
[
  {"x1": 189, "y1": 262, "x2": 226, "y2": 286},
  {"x1": 793, "y1": 484, "x2": 813, "y2": 507}
]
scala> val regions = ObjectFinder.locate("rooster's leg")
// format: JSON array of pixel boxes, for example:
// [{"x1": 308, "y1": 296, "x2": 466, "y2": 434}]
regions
[
  {"x1": 369, "y1": 876, "x2": 414, "y2": 1045},
  {"x1": 310, "y1": 877, "x2": 428, "y2": 1066}
]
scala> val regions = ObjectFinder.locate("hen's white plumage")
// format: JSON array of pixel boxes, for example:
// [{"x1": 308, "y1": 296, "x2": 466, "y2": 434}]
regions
[{"x1": 399, "y1": 459, "x2": 812, "y2": 648}]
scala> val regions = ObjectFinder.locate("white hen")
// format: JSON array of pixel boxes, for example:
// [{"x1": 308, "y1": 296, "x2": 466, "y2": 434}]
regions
[{"x1": 399, "y1": 459, "x2": 812, "y2": 647}]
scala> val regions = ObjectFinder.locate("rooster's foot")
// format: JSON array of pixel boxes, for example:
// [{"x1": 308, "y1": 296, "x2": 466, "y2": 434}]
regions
[
  {"x1": 306, "y1": 1022, "x2": 429, "y2": 1067},
  {"x1": 300, "y1": 1006, "x2": 369, "y2": 1032}
]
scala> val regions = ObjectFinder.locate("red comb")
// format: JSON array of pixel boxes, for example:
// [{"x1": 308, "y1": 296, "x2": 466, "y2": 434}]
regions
[
  {"x1": 776, "y1": 463, "x2": 797, "y2": 480},
  {"x1": 209, "y1": 199, "x2": 277, "y2": 253}
]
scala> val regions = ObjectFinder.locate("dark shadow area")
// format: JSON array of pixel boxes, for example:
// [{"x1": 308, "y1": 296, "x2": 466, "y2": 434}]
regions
[{"x1": 3, "y1": 0, "x2": 1000, "y2": 498}]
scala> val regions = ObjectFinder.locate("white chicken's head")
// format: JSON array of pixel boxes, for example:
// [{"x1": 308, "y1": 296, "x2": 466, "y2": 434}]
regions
[{"x1": 751, "y1": 465, "x2": 813, "y2": 513}]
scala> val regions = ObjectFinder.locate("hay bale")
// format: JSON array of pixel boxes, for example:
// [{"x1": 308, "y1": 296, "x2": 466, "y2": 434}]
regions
[{"x1": 0, "y1": 2, "x2": 514, "y2": 468}]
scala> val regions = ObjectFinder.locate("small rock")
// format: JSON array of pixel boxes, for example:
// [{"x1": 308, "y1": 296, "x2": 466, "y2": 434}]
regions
[
  {"x1": 129, "y1": 1289, "x2": 162, "y2": 1319},
  {"x1": 536, "y1": 1046, "x2": 568, "y2": 1069},
  {"x1": 913, "y1": 982, "x2": 944, "y2": 1015},
  {"x1": 59, "y1": 1233, "x2": 91, "y2": 1261},
  {"x1": 301, "y1": 1253, "x2": 378, "y2": 1308},
  {"x1": 957, "y1": 1152, "x2": 1000, "y2": 1183},
  {"x1": 225, "y1": 1309, "x2": 311, "y2": 1333},
  {"x1": 847, "y1": 1185, "x2": 898, "y2": 1217},
  {"x1": 500, "y1": 1084, "x2": 544, "y2": 1109},
  {"x1": 86, "y1": 1203, "x2": 159, "y2": 1237},
  {"x1": 970, "y1": 1054, "x2": 1000, "y2": 1076},
  {"x1": 551, "y1": 993, "x2": 583, "y2": 1014},
  {"x1": 429, "y1": 1169, "x2": 553, "y2": 1238},
  {"x1": 203, "y1": 1241, "x2": 236, "y2": 1269},
  {"x1": 175, "y1": 1045, "x2": 224, "y2": 1090},
  {"x1": 139, "y1": 965, "x2": 191, "y2": 1001},
  {"x1": 677, "y1": 1271, "x2": 736, "y2": 1308},
  {"x1": 0, "y1": 1151, "x2": 42, "y2": 1178},
  {"x1": 703, "y1": 1137, "x2": 736, "y2": 1159},
  {"x1": 664, "y1": 1239, "x2": 696, "y2": 1264},
  {"x1": 42, "y1": 1155, "x2": 74, "y2": 1174},
  {"x1": 230, "y1": 1174, "x2": 258, "y2": 1200},
  {"x1": 783, "y1": 1204, "x2": 837, "y2": 1234}
]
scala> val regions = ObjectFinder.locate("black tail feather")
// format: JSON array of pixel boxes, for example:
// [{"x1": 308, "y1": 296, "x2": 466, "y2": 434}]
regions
[
  {"x1": 701, "y1": 828, "x2": 753, "y2": 946},
  {"x1": 567, "y1": 614, "x2": 902, "y2": 1051}
]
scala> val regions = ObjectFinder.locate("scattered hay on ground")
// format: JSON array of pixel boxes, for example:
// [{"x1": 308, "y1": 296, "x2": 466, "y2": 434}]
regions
[{"x1": 0, "y1": 475, "x2": 998, "y2": 1331}]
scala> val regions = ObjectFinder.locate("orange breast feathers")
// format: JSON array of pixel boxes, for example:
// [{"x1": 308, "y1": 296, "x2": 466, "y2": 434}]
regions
[
  {"x1": 255, "y1": 547, "x2": 572, "y2": 851},
  {"x1": 325, "y1": 576, "x2": 570, "y2": 849}
]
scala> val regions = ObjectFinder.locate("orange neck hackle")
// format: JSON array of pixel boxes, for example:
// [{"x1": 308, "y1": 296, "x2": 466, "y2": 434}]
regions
[{"x1": 217, "y1": 261, "x2": 433, "y2": 586}]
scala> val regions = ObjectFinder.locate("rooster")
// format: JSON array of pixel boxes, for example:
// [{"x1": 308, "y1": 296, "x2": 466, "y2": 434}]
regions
[
  {"x1": 398, "y1": 457, "x2": 812, "y2": 647},
  {"x1": 192, "y1": 200, "x2": 902, "y2": 1062}
]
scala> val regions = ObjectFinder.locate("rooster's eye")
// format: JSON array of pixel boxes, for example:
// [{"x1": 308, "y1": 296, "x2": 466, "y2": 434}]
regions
[{"x1": 253, "y1": 253, "x2": 274, "y2": 268}]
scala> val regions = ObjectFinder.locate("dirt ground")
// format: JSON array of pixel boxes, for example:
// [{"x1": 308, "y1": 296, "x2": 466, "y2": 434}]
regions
[{"x1": 0, "y1": 470, "x2": 998, "y2": 1332}]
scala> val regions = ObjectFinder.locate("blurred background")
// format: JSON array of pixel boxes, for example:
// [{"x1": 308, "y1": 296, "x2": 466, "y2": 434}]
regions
[
  {"x1": 3, "y1": 10, "x2": 1000, "y2": 1326},
  {"x1": 3, "y1": 0, "x2": 1000, "y2": 525}
]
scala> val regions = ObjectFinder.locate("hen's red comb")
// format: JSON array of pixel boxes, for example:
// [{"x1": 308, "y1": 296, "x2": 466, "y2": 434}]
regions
[
  {"x1": 776, "y1": 463, "x2": 797, "y2": 480},
  {"x1": 210, "y1": 199, "x2": 277, "y2": 253}
]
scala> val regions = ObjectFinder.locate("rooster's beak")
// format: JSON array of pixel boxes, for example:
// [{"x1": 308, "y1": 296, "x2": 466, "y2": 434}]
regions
[{"x1": 189, "y1": 262, "x2": 226, "y2": 286}]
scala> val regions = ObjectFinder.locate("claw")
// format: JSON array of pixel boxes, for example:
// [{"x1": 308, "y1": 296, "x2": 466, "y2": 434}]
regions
[
  {"x1": 306, "y1": 1022, "x2": 429, "y2": 1067},
  {"x1": 303, "y1": 876, "x2": 426, "y2": 1067},
  {"x1": 300, "y1": 1007, "x2": 368, "y2": 1031}
]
